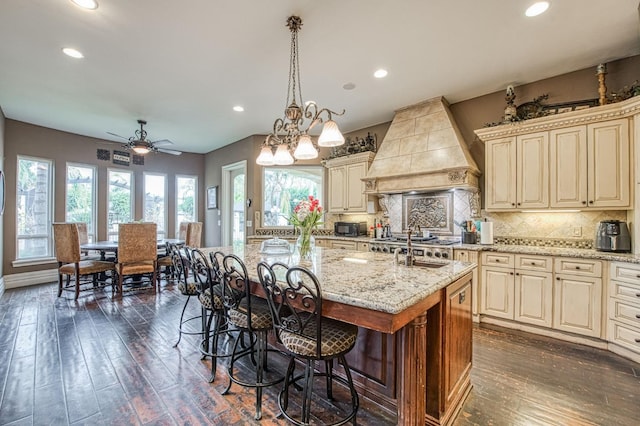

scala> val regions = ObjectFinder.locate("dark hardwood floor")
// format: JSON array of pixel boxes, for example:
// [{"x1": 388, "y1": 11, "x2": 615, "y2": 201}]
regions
[{"x1": 0, "y1": 282, "x2": 638, "y2": 425}]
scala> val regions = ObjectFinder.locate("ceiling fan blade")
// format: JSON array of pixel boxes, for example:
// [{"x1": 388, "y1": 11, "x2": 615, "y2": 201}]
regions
[
  {"x1": 157, "y1": 148, "x2": 182, "y2": 156},
  {"x1": 151, "y1": 139, "x2": 173, "y2": 146},
  {"x1": 106, "y1": 131, "x2": 129, "y2": 140}
]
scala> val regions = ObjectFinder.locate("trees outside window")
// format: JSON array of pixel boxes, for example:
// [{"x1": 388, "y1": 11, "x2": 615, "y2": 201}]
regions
[
  {"x1": 176, "y1": 175, "x2": 197, "y2": 235},
  {"x1": 17, "y1": 156, "x2": 53, "y2": 259},
  {"x1": 66, "y1": 163, "x2": 96, "y2": 242},
  {"x1": 262, "y1": 166, "x2": 323, "y2": 227},
  {"x1": 108, "y1": 169, "x2": 133, "y2": 241},
  {"x1": 144, "y1": 172, "x2": 167, "y2": 238}
]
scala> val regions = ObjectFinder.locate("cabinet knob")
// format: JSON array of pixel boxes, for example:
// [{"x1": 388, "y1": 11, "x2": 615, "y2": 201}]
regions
[
  {"x1": 510, "y1": 272, "x2": 514, "y2": 275},
  {"x1": 636, "y1": 274, "x2": 640, "y2": 279},
  {"x1": 517, "y1": 202, "x2": 521, "y2": 206},
  {"x1": 635, "y1": 338, "x2": 640, "y2": 343},
  {"x1": 575, "y1": 266, "x2": 581, "y2": 270},
  {"x1": 495, "y1": 259, "x2": 500, "y2": 262},
  {"x1": 589, "y1": 200, "x2": 594, "y2": 204},
  {"x1": 582, "y1": 201, "x2": 587, "y2": 205},
  {"x1": 636, "y1": 314, "x2": 640, "y2": 319},
  {"x1": 636, "y1": 293, "x2": 640, "y2": 298},
  {"x1": 511, "y1": 203, "x2": 516, "y2": 207},
  {"x1": 530, "y1": 262, "x2": 537, "y2": 266},
  {"x1": 515, "y1": 272, "x2": 520, "y2": 276},
  {"x1": 556, "y1": 277, "x2": 561, "y2": 281}
]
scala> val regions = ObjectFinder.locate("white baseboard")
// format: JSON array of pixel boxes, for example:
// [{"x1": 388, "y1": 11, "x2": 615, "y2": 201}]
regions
[{"x1": 4, "y1": 269, "x2": 58, "y2": 289}]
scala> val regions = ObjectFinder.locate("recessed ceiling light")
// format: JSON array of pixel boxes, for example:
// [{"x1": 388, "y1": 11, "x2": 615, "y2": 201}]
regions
[
  {"x1": 62, "y1": 47, "x2": 84, "y2": 58},
  {"x1": 342, "y1": 82, "x2": 356, "y2": 90},
  {"x1": 70, "y1": 0, "x2": 98, "y2": 10},
  {"x1": 374, "y1": 69, "x2": 388, "y2": 78},
  {"x1": 233, "y1": 106, "x2": 244, "y2": 112},
  {"x1": 525, "y1": 1, "x2": 549, "y2": 17}
]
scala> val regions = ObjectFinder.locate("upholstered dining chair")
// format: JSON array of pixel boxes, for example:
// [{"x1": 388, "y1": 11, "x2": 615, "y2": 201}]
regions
[
  {"x1": 52, "y1": 222, "x2": 115, "y2": 300},
  {"x1": 185, "y1": 222, "x2": 202, "y2": 248},
  {"x1": 75, "y1": 222, "x2": 101, "y2": 260},
  {"x1": 115, "y1": 222, "x2": 158, "y2": 295},
  {"x1": 257, "y1": 261, "x2": 359, "y2": 426},
  {"x1": 157, "y1": 241, "x2": 178, "y2": 285}
]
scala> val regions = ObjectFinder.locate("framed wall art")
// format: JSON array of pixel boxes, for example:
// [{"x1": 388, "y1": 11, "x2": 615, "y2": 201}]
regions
[{"x1": 207, "y1": 186, "x2": 218, "y2": 209}]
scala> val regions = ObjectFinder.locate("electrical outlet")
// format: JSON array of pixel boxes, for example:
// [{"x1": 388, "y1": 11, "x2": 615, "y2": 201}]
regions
[
  {"x1": 572, "y1": 227, "x2": 582, "y2": 237},
  {"x1": 246, "y1": 220, "x2": 252, "y2": 228}
]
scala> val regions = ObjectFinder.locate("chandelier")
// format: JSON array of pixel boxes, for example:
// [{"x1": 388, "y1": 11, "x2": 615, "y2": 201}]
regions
[{"x1": 256, "y1": 15, "x2": 346, "y2": 166}]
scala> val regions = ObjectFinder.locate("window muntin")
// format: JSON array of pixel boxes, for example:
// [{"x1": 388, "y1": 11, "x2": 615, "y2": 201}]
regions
[
  {"x1": 175, "y1": 175, "x2": 197, "y2": 235},
  {"x1": 17, "y1": 156, "x2": 54, "y2": 259},
  {"x1": 66, "y1": 163, "x2": 96, "y2": 242},
  {"x1": 144, "y1": 172, "x2": 167, "y2": 238},
  {"x1": 262, "y1": 166, "x2": 324, "y2": 227},
  {"x1": 107, "y1": 169, "x2": 133, "y2": 241}
]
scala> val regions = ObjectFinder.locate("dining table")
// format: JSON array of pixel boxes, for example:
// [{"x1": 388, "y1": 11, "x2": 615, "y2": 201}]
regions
[{"x1": 81, "y1": 238, "x2": 185, "y2": 261}]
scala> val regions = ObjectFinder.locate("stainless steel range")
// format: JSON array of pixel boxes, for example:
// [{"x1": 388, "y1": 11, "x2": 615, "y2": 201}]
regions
[{"x1": 369, "y1": 236, "x2": 457, "y2": 259}]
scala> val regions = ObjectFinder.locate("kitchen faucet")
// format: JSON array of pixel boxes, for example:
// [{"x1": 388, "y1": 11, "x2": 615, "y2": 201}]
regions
[{"x1": 394, "y1": 228, "x2": 415, "y2": 266}]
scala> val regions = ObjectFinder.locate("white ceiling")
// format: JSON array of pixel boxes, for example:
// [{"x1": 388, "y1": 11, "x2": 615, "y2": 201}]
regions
[{"x1": 0, "y1": 0, "x2": 638, "y2": 155}]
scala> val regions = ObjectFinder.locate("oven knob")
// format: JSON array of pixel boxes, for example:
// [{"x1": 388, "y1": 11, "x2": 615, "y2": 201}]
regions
[
  {"x1": 434, "y1": 252, "x2": 442, "y2": 258},
  {"x1": 426, "y1": 251, "x2": 433, "y2": 257},
  {"x1": 442, "y1": 252, "x2": 449, "y2": 259},
  {"x1": 382, "y1": 247, "x2": 389, "y2": 253},
  {"x1": 376, "y1": 246, "x2": 382, "y2": 252}
]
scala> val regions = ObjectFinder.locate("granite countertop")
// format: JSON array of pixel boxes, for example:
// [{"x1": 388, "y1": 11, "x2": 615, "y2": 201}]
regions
[
  {"x1": 248, "y1": 234, "x2": 372, "y2": 243},
  {"x1": 455, "y1": 243, "x2": 640, "y2": 263},
  {"x1": 201, "y1": 244, "x2": 476, "y2": 315}
]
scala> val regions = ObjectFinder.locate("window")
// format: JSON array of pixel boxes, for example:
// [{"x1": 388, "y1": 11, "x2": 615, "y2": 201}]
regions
[
  {"x1": 17, "y1": 156, "x2": 54, "y2": 259},
  {"x1": 107, "y1": 169, "x2": 133, "y2": 241},
  {"x1": 66, "y1": 163, "x2": 96, "y2": 242},
  {"x1": 144, "y1": 172, "x2": 167, "y2": 238},
  {"x1": 262, "y1": 166, "x2": 324, "y2": 227},
  {"x1": 175, "y1": 175, "x2": 197, "y2": 235}
]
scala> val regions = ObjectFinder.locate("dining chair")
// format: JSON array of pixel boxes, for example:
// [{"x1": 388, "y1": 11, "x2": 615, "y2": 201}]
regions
[
  {"x1": 185, "y1": 222, "x2": 202, "y2": 248},
  {"x1": 178, "y1": 221, "x2": 189, "y2": 240},
  {"x1": 115, "y1": 222, "x2": 158, "y2": 295},
  {"x1": 52, "y1": 222, "x2": 115, "y2": 300},
  {"x1": 157, "y1": 241, "x2": 178, "y2": 285},
  {"x1": 75, "y1": 222, "x2": 100, "y2": 260},
  {"x1": 220, "y1": 253, "x2": 285, "y2": 420},
  {"x1": 257, "y1": 261, "x2": 359, "y2": 425}
]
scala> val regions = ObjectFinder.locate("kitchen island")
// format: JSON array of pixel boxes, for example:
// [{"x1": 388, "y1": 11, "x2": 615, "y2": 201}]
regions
[{"x1": 202, "y1": 244, "x2": 477, "y2": 425}]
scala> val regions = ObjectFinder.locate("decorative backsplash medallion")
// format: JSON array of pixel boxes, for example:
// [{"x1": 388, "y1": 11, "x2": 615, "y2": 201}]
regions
[{"x1": 403, "y1": 192, "x2": 453, "y2": 234}]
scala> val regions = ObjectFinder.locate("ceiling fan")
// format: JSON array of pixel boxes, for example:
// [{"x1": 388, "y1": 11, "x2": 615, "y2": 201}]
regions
[{"x1": 107, "y1": 119, "x2": 182, "y2": 155}]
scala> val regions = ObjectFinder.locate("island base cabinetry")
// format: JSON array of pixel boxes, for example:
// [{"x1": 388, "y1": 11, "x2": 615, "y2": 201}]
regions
[
  {"x1": 608, "y1": 262, "x2": 640, "y2": 363},
  {"x1": 339, "y1": 272, "x2": 474, "y2": 425}
]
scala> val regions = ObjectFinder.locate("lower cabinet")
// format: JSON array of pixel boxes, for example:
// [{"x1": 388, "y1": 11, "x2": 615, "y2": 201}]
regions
[
  {"x1": 480, "y1": 253, "x2": 602, "y2": 339},
  {"x1": 454, "y1": 249, "x2": 480, "y2": 319},
  {"x1": 608, "y1": 262, "x2": 640, "y2": 361}
]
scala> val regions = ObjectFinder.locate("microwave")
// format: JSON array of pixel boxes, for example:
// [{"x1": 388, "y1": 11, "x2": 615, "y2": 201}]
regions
[{"x1": 334, "y1": 221, "x2": 367, "y2": 237}]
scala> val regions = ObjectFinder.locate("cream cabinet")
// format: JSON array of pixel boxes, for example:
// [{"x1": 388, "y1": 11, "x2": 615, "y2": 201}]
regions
[
  {"x1": 454, "y1": 249, "x2": 480, "y2": 319},
  {"x1": 328, "y1": 240, "x2": 358, "y2": 250},
  {"x1": 477, "y1": 99, "x2": 635, "y2": 211},
  {"x1": 324, "y1": 152, "x2": 375, "y2": 213},
  {"x1": 481, "y1": 253, "x2": 552, "y2": 326},
  {"x1": 608, "y1": 262, "x2": 640, "y2": 361},
  {"x1": 550, "y1": 119, "x2": 630, "y2": 209},
  {"x1": 553, "y1": 258, "x2": 603, "y2": 338},
  {"x1": 484, "y1": 132, "x2": 548, "y2": 210}
]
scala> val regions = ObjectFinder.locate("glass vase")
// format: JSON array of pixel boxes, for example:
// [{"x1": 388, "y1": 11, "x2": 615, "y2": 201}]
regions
[{"x1": 295, "y1": 227, "x2": 315, "y2": 261}]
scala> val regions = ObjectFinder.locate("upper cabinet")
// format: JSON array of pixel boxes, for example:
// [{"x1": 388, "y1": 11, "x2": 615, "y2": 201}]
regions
[
  {"x1": 324, "y1": 152, "x2": 375, "y2": 213},
  {"x1": 476, "y1": 97, "x2": 638, "y2": 211}
]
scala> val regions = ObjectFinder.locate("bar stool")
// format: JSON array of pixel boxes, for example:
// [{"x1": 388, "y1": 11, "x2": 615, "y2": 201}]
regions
[
  {"x1": 220, "y1": 253, "x2": 285, "y2": 420},
  {"x1": 172, "y1": 244, "x2": 203, "y2": 347},
  {"x1": 190, "y1": 248, "x2": 239, "y2": 383},
  {"x1": 257, "y1": 261, "x2": 359, "y2": 425}
]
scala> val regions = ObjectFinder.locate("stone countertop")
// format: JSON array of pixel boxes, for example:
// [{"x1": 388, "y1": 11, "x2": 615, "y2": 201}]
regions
[
  {"x1": 454, "y1": 243, "x2": 640, "y2": 263},
  {"x1": 247, "y1": 234, "x2": 372, "y2": 243},
  {"x1": 201, "y1": 244, "x2": 476, "y2": 315}
]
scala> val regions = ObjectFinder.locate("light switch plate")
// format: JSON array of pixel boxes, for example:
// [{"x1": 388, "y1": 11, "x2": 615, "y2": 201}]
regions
[{"x1": 247, "y1": 220, "x2": 252, "y2": 228}]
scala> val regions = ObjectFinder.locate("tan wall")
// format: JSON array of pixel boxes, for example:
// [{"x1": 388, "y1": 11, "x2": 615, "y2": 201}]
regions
[
  {"x1": 4, "y1": 120, "x2": 205, "y2": 276},
  {"x1": 0, "y1": 107, "x2": 5, "y2": 280}
]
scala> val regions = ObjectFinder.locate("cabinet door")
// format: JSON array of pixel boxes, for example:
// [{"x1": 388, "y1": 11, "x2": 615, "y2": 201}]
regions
[
  {"x1": 485, "y1": 137, "x2": 517, "y2": 210},
  {"x1": 327, "y1": 166, "x2": 346, "y2": 213},
  {"x1": 345, "y1": 163, "x2": 367, "y2": 211},
  {"x1": 553, "y1": 275, "x2": 602, "y2": 338},
  {"x1": 515, "y1": 270, "x2": 553, "y2": 327},
  {"x1": 587, "y1": 119, "x2": 630, "y2": 208},
  {"x1": 481, "y1": 267, "x2": 514, "y2": 319},
  {"x1": 550, "y1": 126, "x2": 588, "y2": 208},
  {"x1": 517, "y1": 132, "x2": 549, "y2": 209}
]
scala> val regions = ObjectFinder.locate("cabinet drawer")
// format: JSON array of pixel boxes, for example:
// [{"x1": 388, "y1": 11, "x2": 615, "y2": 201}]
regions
[
  {"x1": 608, "y1": 298, "x2": 640, "y2": 327},
  {"x1": 608, "y1": 321, "x2": 640, "y2": 354},
  {"x1": 515, "y1": 254, "x2": 552, "y2": 272},
  {"x1": 482, "y1": 252, "x2": 514, "y2": 268},
  {"x1": 609, "y1": 279, "x2": 640, "y2": 304},
  {"x1": 554, "y1": 258, "x2": 602, "y2": 277},
  {"x1": 610, "y1": 262, "x2": 640, "y2": 284},
  {"x1": 330, "y1": 241, "x2": 357, "y2": 250}
]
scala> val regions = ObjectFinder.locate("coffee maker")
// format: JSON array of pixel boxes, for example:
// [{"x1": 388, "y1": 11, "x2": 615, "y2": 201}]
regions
[{"x1": 595, "y1": 220, "x2": 631, "y2": 253}]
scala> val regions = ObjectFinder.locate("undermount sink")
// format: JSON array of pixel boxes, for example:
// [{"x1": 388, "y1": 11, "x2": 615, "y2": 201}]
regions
[{"x1": 413, "y1": 260, "x2": 447, "y2": 268}]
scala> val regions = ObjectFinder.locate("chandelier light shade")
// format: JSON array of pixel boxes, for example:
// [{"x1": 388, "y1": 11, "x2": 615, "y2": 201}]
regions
[
  {"x1": 256, "y1": 15, "x2": 346, "y2": 166},
  {"x1": 132, "y1": 145, "x2": 151, "y2": 155}
]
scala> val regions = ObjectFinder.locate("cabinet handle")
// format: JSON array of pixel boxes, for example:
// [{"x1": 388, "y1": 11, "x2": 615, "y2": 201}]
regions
[
  {"x1": 636, "y1": 293, "x2": 640, "y2": 298},
  {"x1": 459, "y1": 291, "x2": 466, "y2": 304},
  {"x1": 495, "y1": 259, "x2": 500, "y2": 262},
  {"x1": 515, "y1": 272, "x2": 520, "y2": 276},
  {"x1": 636, "y1": 274, "x2": 640, "y2": 279},
  {"x1": 517, "y1": 202, "x2": 521, "y2": 206},
  {"x1": 636, "y1": 339, "x2": 640, "y2": 343},
  {"x1": 556, "y1": 277, "x2": 561, "y2": 281},
  {"x1": 530, "y1": 262, "x2": 537, "y2": 266},
  {"x1": 510, "y1": 272, "x2": 514, "y2": 275},
  {"x1": 589, "y1": 200, "x2": 594, "y2": 204},
  {"x1": 575, "y1": 266, "x2": 581, "y2": 270},
  {"x1": 582, "y1": 201, "x2": 587, "y2": 205},
  {"x1": 511, "y1": 203, "x2": 516, "y2": 207},
  {"x1": 636, "y1": 314, "x2": 640, "y2": 319}
]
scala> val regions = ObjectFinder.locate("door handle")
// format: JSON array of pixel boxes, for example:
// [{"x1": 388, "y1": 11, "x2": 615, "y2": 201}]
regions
[{"x1": 459, "y1": 291, "x2": 466, "y2": 304}]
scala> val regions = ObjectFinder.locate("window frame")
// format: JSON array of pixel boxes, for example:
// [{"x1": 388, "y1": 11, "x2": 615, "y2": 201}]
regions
[
  {"x1": 261, "y1": 165, "x2": 325, "y2": 228},
  {"x1": 107, "y1": 168, "x2": 134, "y2": 241},
  {"x1": 65, "y1": 162, "x2": 97, "y2": 243},
  {"x1": 16, "y1": 155, "x2": 55, "y2": 261},
  {"x1": 143, "y1": 171, "x2": 168, "y2": 238},
  {"x1": 175, "y1": 174, "x2": 198, "y2": 236}
]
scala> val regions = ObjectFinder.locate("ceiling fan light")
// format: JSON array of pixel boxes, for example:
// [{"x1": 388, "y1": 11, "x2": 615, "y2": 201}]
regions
[
  {"x1": 317, "y1": 120, "x2": 345, "y2": 147},
  {"x1": 132, "y1": 144, "x2": 151, "y2": 154},
  {"x1": 273, "y1": 144, "x2": 294, "y2": 165},
  {"x1": 256, "y1": 146, "x2": 275, "y2": 166},
  {"x1": 293, "y1": 135, "x2": 318, "y2": 160}
]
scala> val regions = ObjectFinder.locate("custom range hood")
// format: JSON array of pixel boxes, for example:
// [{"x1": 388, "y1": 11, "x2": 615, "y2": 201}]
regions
[{"x1": 363, "y1": 97, "x2": 480, "y2": 194}]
